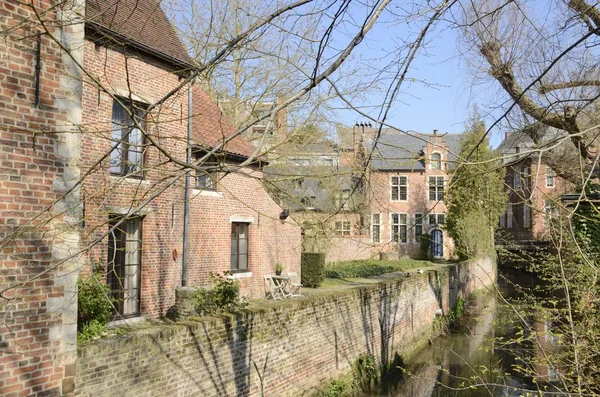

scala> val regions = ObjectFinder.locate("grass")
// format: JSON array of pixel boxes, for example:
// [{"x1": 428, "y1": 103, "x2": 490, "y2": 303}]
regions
[{"x1": 325, "y1": 259, "x2": 433, "y2": 279}]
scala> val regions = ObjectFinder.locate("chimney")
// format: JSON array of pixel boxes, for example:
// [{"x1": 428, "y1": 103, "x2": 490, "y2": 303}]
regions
[{"x1": 433, "y1": 129, "x2": 438, "y2": 136}]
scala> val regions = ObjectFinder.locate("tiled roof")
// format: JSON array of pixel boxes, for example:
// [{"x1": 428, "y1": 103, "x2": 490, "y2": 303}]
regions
[
  {"x1": 191, "y1": 86, "x2": 256, "y2": 159},
  {"x1": 368, "y1": 131, "x2": 461, "y2": 171},
  {"x1": 87, "y1": 0, "x2": 192, "y2": 66}
]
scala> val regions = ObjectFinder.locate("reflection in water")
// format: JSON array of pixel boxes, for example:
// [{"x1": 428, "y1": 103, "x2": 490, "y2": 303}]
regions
[{"x1": 362, "y1": 274, "x2": 538, "y2": 396}]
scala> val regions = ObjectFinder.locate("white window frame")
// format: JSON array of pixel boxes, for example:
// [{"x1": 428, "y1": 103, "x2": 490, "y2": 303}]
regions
[
  {"x1": 372, "y1": 214, "x2": 381, "y2": 243},
  {"x1": 390, "y1": 213, "x2": 408, "y2": 243},
  {"x1": 430, "y1": 152, "x2": 442, "y2": 170},
  {"x1": 391, "y1": 176, "x2": 408, "y2": 201},
  {"x1": 428, "y1": 176, "x2": 445, "y2": 202},
  {"x1": 414, "y1": 213, "x2": 424, "y2": 243},
  {"x1": 334, "y1": 221, "x2": 351, "y2": 236},
  {"x1": 546, "y1": 166, "x2": 555, "y2": 188},
  {"x1": 334, "y1": 190, "x2": 351, "y2": 210}
]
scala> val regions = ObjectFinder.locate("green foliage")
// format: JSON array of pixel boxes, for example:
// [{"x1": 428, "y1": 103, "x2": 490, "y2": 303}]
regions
[
  {"x1": 418, "y1": 235, "x2": 431, "y2": 260},
  {"x1": 301, "y1": 252, "x2": 326, "y2": 287},
  {"x1": 194, "y1": 272, "x2": 249, "y2": 316},
  {"x1": 317, "y1": 380, "x2": 350, "y2": 397},
  {"x1": 77, "y1": 264, "x2": 114, "y2": 341},
  {"x1": 275, "y1": 263, "x2": 283, "y2": 274},
  {"x1": 446, "y1": 297, "x2": 466, "y2": 326},
  {"x1": 353, "y1": 353, "x2": 380, "y2": 391},
  {"x1": 325, "y1": 259, "x2": 429, "y2": 279},
  {"x1": 446, "y1": 110, "x2": 506, "y2": 260}
]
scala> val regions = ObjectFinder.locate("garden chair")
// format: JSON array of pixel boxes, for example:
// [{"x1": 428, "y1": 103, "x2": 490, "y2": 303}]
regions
[
  {"x1": 286, "y1": 272, "x2": 303, "y2": 297},
  {"x1": 264, "y1": 275, "x2": 285, "y2": 300}
]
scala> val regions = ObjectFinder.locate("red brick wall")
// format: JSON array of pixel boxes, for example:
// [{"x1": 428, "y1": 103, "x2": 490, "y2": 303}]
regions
[
  {"x1": 74, "y1": 257, "x2": 496, "y2": 397},
  {"x1": 0, "y1": 1, "x2": 83, "y2": 395},
  {"x1": 187, "y1": 167, "x2": 302, "y2": 299}
]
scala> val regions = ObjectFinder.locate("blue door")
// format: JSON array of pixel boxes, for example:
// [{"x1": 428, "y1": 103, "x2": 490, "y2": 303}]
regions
[{"x1": 430, "y1": 229, "x2": 443, "y2": 258}]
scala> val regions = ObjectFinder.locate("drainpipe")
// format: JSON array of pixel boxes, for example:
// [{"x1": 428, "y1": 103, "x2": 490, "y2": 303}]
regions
[{"x1": 182, "y1": 78, "x2": 194, "y2": 286}]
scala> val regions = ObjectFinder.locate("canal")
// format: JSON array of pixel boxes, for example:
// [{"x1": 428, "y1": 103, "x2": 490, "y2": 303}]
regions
[{"x1": 362, "y1": 268, "x2": 542, "y2": 396}]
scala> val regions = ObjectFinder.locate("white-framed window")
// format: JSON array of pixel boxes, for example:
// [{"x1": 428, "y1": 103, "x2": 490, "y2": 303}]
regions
[
  {"x1": 428, "y1": 213, "x2": 445, "y2": 227},
  {"x1": 414, "y1": 213, "x2": 424, "y2": 242},
  {"x1": 544, "y1": 200, "x2": 558, "y2": 227},
  {"x1": 428, "y1": 176, "x2": 445, "y2": 201},
  {"x1": 391, "y1": 176, "x2": 408, "y2": 201},
  {"x1": 430, "y1": 152, "x2": 442, "y2": 169},
  {"x1": 372, "y1": 214, "x2": 381, "y2": 243},
  {"x1": 231, "y1": 222, "x2": 249, "y2": 272},
  {"x1": 195, "y1": 153, "x2": 218, "y2": 190},
  {"x1": 334, "y1": 190, "x2": 351, "y2": 210},
  {"x1": 391, "y1": 213, "x2": 408, "y2": 243},
  {"x1": 546, "y1": 166, "x2": 555, "y2": 188},
  {"x1": 335, "y1": 221, "x2": 351, "y2": 236},
  {"x1": 110, "y1": 100, "x2": 146, "y2": 177}
]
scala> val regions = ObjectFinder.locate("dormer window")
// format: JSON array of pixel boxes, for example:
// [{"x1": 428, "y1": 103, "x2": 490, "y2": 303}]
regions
[{"x1": 430, "y1": 153, "x2": 442, "y2": 170}]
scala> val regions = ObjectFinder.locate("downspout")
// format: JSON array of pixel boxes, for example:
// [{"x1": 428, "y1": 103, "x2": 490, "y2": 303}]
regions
[{"x1": 182, "y1": 78, "x2": 194, "y2": 286}]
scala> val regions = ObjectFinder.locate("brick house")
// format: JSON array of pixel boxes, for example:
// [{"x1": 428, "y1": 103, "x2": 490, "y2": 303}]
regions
[
  {"x1": 1, "y1": 0, "x2": 300, "y2": 395},
  {"x1": 338, "y1": 125, "x2": 460, "y2": 259},
  {"x1": 497, "y1": 129, "x2": 570, "y2": 241}
]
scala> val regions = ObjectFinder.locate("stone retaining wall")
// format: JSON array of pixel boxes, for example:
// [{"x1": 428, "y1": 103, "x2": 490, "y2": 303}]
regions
[{"x1": 75, "y1": 257, "x2": 495, "y2": 396}]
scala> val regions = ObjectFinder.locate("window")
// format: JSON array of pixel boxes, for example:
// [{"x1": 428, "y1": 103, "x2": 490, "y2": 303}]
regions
[
  {"x1": 322, "y1": 158, "x2": 334, "y2": 166},
  {"x1": 107, "y1": 216, "x2": 142, "y2": 317},
  {"x1": 231, "y1": 223, "x2": 249, "y2": 272},
  {"x1": 391, "y1": 176, "x2": 408, "y2": 201},
  {"x1": 507, "y1": 203, "x2": 513, "y2": 229},
  {"x1": 428, "y1": 213, "x2": 445, "y2": 227},
  {"x1": 544, "y1": 200, "x2": 558, "y2": 228},
  {"x1": 430, "y1": 153, "x2": 442, "y2": 169},
  {"x1": 195, "y1": 154, "x2": 218, "y2": 190},
  {"x1": 334, "y1": 191, "x2": 351, "y2": 210},
  {"x1": 524, "y1": 204, "x2": 531, "y2": 228},
  {"x1": 514, "y1": 171, "x2": 522, "y2": 189},
  {"x1": 301, "y1": 196, "x2": 315, "y2": 209},
  {"x1": 391, "y1": 213, "x2": 407, "y2": 243},
  {"x1": 372, "y1": 214, "x2": 381, "y2": 243},
  {"x1": 295, "y1": 178, "x2": 304, "y2": 189},
  {"x1": 335, "y1": 221, "x2": 351, "y2": 236},
  {"x1": 292, "y1": 158, "x2": 310, "y2": 166},
  {"x1": 546, "y1": 166, "x2": 555, "y2": 188},
  {"x1": 429, "y1": 176, "x2": 445, "y2": 201},
  {"x1": 110, "y1": 100, "x2": 146, "y2": 177},
  {"x1": 414, "y1": 213, "x2": 424, "y2": 242}
]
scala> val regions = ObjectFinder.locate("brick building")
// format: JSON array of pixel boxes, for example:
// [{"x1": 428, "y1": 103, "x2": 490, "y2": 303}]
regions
[
  {"x1": 338, "y1": 125, "x2": 460, "y2": 259},
  {"x1": 497, "y1": 129, "x2": 571, "y2": 241},
  {"x1": 1, "y1": 1, "x2": 300, "y2": 395}
]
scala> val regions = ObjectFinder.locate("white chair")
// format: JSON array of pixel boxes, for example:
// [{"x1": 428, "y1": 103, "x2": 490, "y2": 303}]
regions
[
  {"x1": 287, "y1": 272, "x2": 303, "y2": 297},
  {"x1": 264, "y1": 275, "x2": 284, "y2": 300}
]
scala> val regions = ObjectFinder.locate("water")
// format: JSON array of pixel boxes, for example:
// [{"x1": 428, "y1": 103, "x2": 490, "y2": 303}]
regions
[{"x1": 362, "y1": 271, "x2": 538, "y2": 397}]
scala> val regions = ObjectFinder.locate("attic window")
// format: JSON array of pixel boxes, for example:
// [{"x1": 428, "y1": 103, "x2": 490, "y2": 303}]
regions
[
  {"x1": 430, "y1": 153, "x2": 442, "y2": 170},
  {"x1": 195, "y1": 153, "x2": 219, "y2": 190}
]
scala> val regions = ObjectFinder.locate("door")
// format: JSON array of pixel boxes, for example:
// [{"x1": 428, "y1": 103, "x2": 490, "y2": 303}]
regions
[{"x1": 430, "y1": 229, "x2": 443, "y2": 258}]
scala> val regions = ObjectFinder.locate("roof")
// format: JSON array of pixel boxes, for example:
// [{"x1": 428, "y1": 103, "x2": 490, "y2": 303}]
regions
[
  {"x1": 368, "y1": 131, "x2": 461, "y2": 171},
  {"x1": 191, "y1": 85, "x2": 256, "y2": 159},
  {"x1": 497, "y1": 125, "x2": 566, "y2": 165},
  {"x1": 87, "y1": 0, "x2": 192, "y2": 67}
]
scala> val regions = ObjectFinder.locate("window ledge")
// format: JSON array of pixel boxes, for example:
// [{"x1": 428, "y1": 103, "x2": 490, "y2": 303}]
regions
[
  {"x1": 192, "y1": 189, "x2": 223, "y2": 198},
  {"x1": 108, "y1": 315, "x2": 146, "y2": 328},
  {"x1": 110, "y1": 175, "x2": 150, "y2": 185},
  {"x1": 228, "y1": 272, "x2": 252, "y2": 279}
]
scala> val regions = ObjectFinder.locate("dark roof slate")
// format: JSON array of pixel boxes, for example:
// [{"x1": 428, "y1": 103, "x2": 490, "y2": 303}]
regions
[{"x1": 87, "y1": 0, "x2": 192, "y2": 66}]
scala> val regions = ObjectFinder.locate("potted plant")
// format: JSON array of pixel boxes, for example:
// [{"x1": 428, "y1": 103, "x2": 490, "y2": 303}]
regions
[{"x1": 275, "y1": 263, "x2": 283, "y2": 276}]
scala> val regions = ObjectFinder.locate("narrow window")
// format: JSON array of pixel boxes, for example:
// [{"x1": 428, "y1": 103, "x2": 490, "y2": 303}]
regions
[
  {"x1": 372, "y1": 214, "x2": 381, "y2": 243},
  {"x1": 335, "y1": 221, "x2": 351, "y2": 236},
  {"x1": 195, "y1": 154, "x2": 219, "y2": 190},
  {"x1": 231, "y1": 223, "x2": 249, "y2": 272},
  {"x1": 430, "y1": 153, "x2": 442, "y2": 169},
  {"x1": 524, "y1": 203, "x2": 531, "y2": 228},
  {"x1": 428, "y1": 176, "x2": 445, "y2": 201},
  {"x1": 507, "y1": 203, "x2": 513, "y2": 229},
  {"x1": 391, "y1": 213, "x2": 407, "y2": 243},
  {"x1": 107, "y1": 217, "x2": 142, "y2": 317},
  {"x1": 414, "y1": 213, "x2": 423, "y2": 242},
  {"x1": 110, "y1": 100, "x2": 146, "y2": 177},
  {"x1": 546, "y1": 166, "x2": 555, "y2": 188}
]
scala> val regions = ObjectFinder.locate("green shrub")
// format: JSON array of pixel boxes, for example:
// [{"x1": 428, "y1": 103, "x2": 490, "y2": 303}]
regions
[
  {"x1": 325, "y1": 259, "x2": 429, "y2": 279},
  {"x1": 318, "y1": 380, "x2": 350, "y2": 397},
  {"x1": 77, "y1": 265, "x2": 114, "y2": 341},
  {"x1": 353, "y1": 353, "x2": 380, "y2": 391},
  {"x1": 195, "y1": 272, "x2": 249, "y2": 316},
  {"x1": 301, "y1": 252, "x2": 325, "y2": 288}
]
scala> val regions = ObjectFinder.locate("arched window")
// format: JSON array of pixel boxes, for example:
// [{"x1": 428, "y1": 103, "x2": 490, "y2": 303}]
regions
[{"x1": 430, "y1": 152, "x2": 442, "y2": 169}]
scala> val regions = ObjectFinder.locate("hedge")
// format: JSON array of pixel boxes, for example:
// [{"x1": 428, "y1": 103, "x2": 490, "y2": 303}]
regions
[{"x1": 301, "y1": 252, "x2": 326, "y2": 288}]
